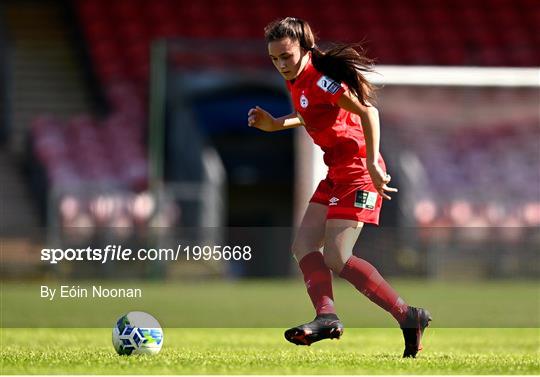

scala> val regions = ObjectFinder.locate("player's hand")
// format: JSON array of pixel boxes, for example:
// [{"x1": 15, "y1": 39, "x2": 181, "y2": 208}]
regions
[
  {"x1": 367, "y1": 163, "x2": 398, "y2": 200},
  {"x1": 248, "y1": 106, "x2": 275, "y2": 132}
]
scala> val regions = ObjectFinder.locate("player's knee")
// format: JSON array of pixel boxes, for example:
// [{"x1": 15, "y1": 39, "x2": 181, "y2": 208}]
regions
[
  {"x1": 290, "y1": 244, "x2": 304, "y2": 260},
  {"x1": 291, "y1": 245, "x2": 317, "y2": 262},
  {"x1": 323, "y1": 251, "x2": 346, "y2": 274},
  {"x1": 291, "y1": 237, "x2": 323, "y2": 260}
]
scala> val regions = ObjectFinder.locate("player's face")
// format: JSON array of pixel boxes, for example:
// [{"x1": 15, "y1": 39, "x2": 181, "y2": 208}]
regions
[{"x1": 268, "y1": 37, "x2": 308, "y2": 80}]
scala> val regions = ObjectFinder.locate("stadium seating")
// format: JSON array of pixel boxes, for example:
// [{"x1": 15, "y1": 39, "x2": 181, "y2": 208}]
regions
[
  {"x1": 395, "y1": 118, "x2": 540, "y2": 228},
  {"x1": 29, "y1": 80, "x2": 147, "y2": 191},
  {"x1": 27, "y1": 0, "x2": 539, "y2": 229},
  {"x1": 75, "y1": 0, "x2": 540, "y2": 89}
]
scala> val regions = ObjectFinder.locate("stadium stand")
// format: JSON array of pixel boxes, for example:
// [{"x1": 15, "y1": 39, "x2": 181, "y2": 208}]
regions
[
  {"x1": 22, "y1": 0, "x2": 539, "y2": 230},
  {"x1": 75, "y1": 0, "x2": 539, "y2": 89}
]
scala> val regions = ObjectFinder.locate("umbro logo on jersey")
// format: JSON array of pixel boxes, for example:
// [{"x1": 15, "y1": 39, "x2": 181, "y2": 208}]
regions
[
  {"x1": 300, "y1": 93, "x2": 309, "y2": 108},
  {"x1": 329, "y1": 197, "x2": 339, "y2": 206},
  {"x1": 317, "y1": 76, "x2": 341, "y2": 95}
]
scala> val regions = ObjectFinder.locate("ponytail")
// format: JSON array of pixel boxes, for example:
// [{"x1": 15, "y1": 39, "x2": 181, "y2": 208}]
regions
[
  {"x1": 265, "y1": 17, "x2": 376, "y2": 106},
  {"x1": 311, "y1": 44, "x2": 375, "y2": 106}
]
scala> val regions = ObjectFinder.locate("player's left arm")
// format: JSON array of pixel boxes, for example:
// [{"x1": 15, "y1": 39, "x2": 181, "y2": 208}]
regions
[{"x1": 337, "y1": 91, "x2": 398, "y2": 200}]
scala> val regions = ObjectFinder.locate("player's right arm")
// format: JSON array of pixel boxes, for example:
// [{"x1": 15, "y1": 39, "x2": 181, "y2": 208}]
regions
[{"x1": 248, "y1": 106, "x2": 304, "y2": 132}]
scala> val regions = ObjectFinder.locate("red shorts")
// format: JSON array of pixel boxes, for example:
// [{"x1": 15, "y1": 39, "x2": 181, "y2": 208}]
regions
[{"x1": 310, "y1": 178, "x2": 383, "y2": 225}]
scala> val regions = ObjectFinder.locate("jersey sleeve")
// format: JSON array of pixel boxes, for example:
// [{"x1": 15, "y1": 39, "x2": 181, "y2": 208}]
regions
[{"x1": 314, "y1": 75, "x2": 346, "y2": 105}]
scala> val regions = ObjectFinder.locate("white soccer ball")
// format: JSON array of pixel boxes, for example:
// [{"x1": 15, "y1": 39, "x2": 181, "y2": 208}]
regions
[{"x1": 112, "y1": 311, "x2": 163, "y2": 355}]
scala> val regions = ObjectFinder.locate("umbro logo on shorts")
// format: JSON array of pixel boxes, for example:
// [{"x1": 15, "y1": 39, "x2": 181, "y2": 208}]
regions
[{"x1": 329, "y1": 197, "x2": 339, "y2": 206}]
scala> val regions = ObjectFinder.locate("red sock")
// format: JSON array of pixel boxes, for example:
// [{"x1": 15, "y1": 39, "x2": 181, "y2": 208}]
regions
[
  {"x1": 339, "y1": 256, "x2": 408, "y2": 324},
  {"x1": 298, "y1": 252, "x2": 336, "y2": 315}
]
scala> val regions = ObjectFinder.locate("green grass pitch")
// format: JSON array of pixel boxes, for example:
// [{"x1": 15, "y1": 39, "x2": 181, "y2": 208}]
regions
[
  {"x1": 1, "y1": 328, "x2": 539, "y2": 374},
  {"x1": 1, "y1": 279, "x2": 539, "y2": 374}
]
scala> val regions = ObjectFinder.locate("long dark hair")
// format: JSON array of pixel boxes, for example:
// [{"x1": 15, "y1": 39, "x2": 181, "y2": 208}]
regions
[{"x1": 264, "y1": 17, "x2": 376, "y2": 106}]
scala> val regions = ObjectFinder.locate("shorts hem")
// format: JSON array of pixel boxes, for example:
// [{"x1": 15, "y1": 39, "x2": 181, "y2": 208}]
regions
[
  {"x1": 326, "y1": 212, "x2": 380, "y2": 225},
  {"x1": 309, "y1": 198, "x2": 328, "y2": 206}
]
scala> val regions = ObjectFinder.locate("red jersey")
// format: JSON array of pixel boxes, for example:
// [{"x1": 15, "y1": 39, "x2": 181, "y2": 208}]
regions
[{"x1": 286, "y1": 57, "x2": 384, "y2": 184}]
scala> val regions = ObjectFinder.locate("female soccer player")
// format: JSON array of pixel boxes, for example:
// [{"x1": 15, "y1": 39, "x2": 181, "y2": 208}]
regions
[{"x1": 248, "y1": 17, "x2": 431, "y2": 358}]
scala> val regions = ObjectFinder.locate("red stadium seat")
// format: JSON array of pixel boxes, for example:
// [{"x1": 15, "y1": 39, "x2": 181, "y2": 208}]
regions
[{"x1": 70, "y1": 0, "x2": 539, "y2": 148}]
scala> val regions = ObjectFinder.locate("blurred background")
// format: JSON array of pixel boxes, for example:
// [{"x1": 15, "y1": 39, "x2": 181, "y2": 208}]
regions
[{"x1": 0, "y1": 0, "x2": 539, "y2": 285}]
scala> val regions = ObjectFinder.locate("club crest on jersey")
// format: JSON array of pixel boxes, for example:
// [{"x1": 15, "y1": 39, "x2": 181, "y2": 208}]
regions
[
  {"x1": 300, "y1": 93, "x2": 309, "y2": 108},
  {"x1": 317, "y1": 76, "x2": 341, "y2": 94}
]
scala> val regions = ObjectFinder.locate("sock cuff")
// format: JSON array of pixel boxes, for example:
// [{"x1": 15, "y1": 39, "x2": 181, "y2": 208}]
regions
[
  {"x1": 338, "y1": 255, "x2": 357, "y2": 278},
  {"x1": 298, "y1": 251, "x2": 326, "y2": 274}
]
